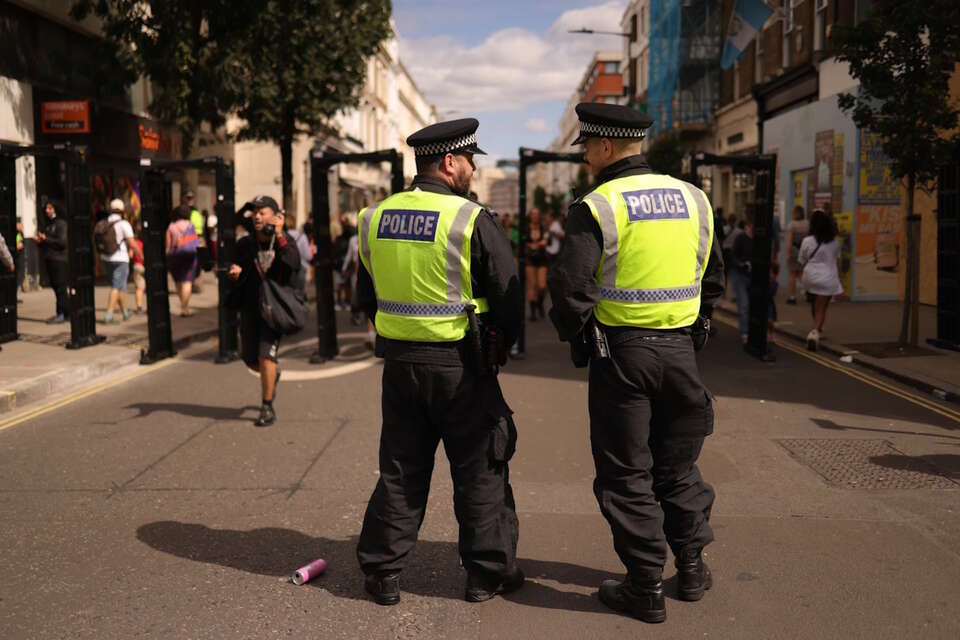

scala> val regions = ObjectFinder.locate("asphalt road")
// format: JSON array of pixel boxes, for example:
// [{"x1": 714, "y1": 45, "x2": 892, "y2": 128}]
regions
[{"x1": 1, "y1": 318, "x2": 958, "y2": 639}]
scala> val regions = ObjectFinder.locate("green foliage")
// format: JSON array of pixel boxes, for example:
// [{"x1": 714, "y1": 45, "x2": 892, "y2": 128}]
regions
[
  {"x1": 547, "y1": 191, "x2": 566, "y2": 215},
  {"x1": 572, "y1": 166, "x2": 592, "y2": 198},
  {"x1": 832, "y1": 0, "x2": 960, "y2": 190},
  {"x1": 644, "y1": 130, "x2": 688, "y2": 179},
  {"x1": 532, "y1": 185, "x2": 548, "y2": 211}
]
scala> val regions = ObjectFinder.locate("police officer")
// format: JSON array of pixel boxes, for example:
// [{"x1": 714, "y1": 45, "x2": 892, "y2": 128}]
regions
[
  {"x1": 354, "y1": 119, "x2": 524, "y2": 605},
  {"x1": 547, "y1": 103, "x2": 725, "y2": 624}
]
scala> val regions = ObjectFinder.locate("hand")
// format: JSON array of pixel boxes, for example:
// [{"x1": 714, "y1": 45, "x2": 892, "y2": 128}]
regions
[
  {"x1": 36, "y1": 232, "x2": 45, "y2": 242},
  {"x1": 228, "y1": 264, "x2": 242, "y2": 280},
  {"x1": 7, "y1": 264, "x2": 13, "y2": 273}
]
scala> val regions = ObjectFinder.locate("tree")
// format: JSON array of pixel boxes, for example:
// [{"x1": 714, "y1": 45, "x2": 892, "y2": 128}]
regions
[
  {"x1": 232, "y1": 0, "x2": 391, "y2": 211},
  {"x1": 571, "y1": 166, "x2": 592, "y2": 199},
  {"x1": 645, "y1": 130, "x2": 688, "y2": 179},
  {"x1": 533, "y1": 185, "x2": 549, "y2": 211},
  {"x1": 832, "y1": 0, "x2": 960, "y2": 346},
  {"x1": 72, "y1": 0, "x2": 392, "y2": 211}
]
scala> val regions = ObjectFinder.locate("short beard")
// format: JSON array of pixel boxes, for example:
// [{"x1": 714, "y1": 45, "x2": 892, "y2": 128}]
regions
[{"x1": 452, "y1": 168, "x2": 471, "y2": 196}]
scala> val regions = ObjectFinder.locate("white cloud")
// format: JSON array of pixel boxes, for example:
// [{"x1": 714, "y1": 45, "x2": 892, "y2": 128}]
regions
[
  {"x1": 399, "y1": 1, "x2": 627, "y2": 114},
  {"x1": 524, "y1": 118, "x2": 549, "y2": 132}
]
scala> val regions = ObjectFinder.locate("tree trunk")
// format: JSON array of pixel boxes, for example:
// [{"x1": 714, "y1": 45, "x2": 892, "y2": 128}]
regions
[
  {"x1": 280, "y1": 132, "x2": 294, "y2": 218},
  {"x1": 907, "y1": 175, "x2": 920, "y2": 346}
]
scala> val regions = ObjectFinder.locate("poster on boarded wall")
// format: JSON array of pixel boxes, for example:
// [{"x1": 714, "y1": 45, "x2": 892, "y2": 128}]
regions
[
  {"x1": 835, "y1": 211, "x2": 853, "y2": 298},
  {"x1": 858, "y1": 130, "x2": 901, "y2": 204},
  {"x1": 853, "y1": 204, "x2": 901, "y2": 298}
]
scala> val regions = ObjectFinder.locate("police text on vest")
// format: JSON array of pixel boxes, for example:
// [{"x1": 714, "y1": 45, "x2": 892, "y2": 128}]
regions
[
  {"x1": 377, "y1": 210, "x2": 440, "y2": 241},
  {"x1": 621, "y1": 189, "x2": 689, "y2": 221}
]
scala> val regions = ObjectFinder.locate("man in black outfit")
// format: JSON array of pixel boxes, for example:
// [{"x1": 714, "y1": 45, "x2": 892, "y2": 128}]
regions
[
  {"x1": 548, "y1": 103, "x2": 725, "y2": 623},
  {"x1": 35, "y1": 200, "x2": 70, "y2": 324},
  {"x1": 353, "y1": 119, "x2": 524, "y2": 606},
  {"x1": 227, "y1": 195, "x2": 300, "y2": 427}
]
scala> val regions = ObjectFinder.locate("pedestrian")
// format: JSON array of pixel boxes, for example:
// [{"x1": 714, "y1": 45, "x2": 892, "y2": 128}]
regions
[
  {"x1": 354, "y1": 118, "x2": 524, "y2": 606},
  {"x1": 799, "y1": 208, "x2": 843, "y2": 351},
  {"x1": 544, "y1": 209, "x2": 565, "y2": 267},
  {"x1": 286, "y1": 224, "x2": 312, "y2": 295},
  {"x1": 131, "y1": 218, "x2": 146, "y2": 314},
  {"x1": 14, "y1": 218, "x2": 25, "y2": 291},
  {"x1": 35, "y1": 200, "x2": 69, "y2": 323},
  {"x1": 334, "y1": 213, "x2": 356, "y2": 310},
  {"x1": 525, "y1": 207, "x2": 548, "y2": 320},
  {"x1": 0, "y1": 231, "x2": 14, "y2": 273},
  {"x1": 547, "y1": 103, "x2": 723, "y2": 624},
  {"x1": 729, "y1": 210, "x2": 755, "y2": 344},
  {"x1": 785, "y1": 205, "x2": 809, "y2": 305},
  {"x1": 165, "y1": 205, "x2": 199, "y2": 317},
  {"x1": 95, "y1": 199, "x2": 140, "y2": 323},
  {"x1": 184, "y1": 191, "x2": 205, "y2": 293},
  {"x1": 721, "y1": 213, "x2": 742, "y2": 287},
  {"x1": 226, "y1": 195, "x2": 300, "y2": 427}
]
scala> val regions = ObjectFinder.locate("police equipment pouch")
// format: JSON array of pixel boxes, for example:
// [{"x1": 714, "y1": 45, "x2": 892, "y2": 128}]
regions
[
  {"x1": 691, "y1": 315, "x2": 710, "y2": 351},
  {"x1": 591, "y1": 319, "x2": 610, "y2": 360}
]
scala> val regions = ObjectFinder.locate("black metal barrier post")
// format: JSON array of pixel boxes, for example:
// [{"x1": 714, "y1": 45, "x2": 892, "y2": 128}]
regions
[
  {"x1": 517, "y1": 147, "x2": 584, "y2": 356},
  {"x1": 0, "y1": 155, "x2": 17, "y2": 343},
  {"x1": 309, "y1": 148, "x2": 403, "y2": 364},
  {"x1": 690, "y1": 151, "x2": 777, "y2": 361},
  {"x1": 137, "y1": 157, "x2": 237, "y2": 364}
]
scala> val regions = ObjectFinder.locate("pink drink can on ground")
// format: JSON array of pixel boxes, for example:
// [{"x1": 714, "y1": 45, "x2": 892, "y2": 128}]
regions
[{"x1": 292, "y1": 558, "x2": 328, "y2": 585}]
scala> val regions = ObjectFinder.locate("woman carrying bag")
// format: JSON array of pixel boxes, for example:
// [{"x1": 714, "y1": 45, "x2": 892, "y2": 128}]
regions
[{"x1": 798, "y1": 209, "x2": 843, "y2": 352}]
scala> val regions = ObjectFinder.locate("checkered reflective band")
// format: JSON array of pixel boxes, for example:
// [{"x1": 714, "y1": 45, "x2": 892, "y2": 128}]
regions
[
  {"x1": 378, "y1": 299, "x2": 473, "y2": 316},
  {"x1": 413, "y1": 133, "x2": 478, "y2": 156},
  {"x1": 579, "y1": 120, "x2": 648, "y2": 139},
  {"x1": 600, "y1": 282, "x2": 701, "y2": 303}
]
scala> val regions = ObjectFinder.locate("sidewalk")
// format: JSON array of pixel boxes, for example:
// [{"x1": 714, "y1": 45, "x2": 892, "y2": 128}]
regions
[
  {"x1": 716, "y1": 292, "x2": 960, "y2": 404},
  {"x1": 0, "y1": 271, "x2": 222, "y2": 413}
]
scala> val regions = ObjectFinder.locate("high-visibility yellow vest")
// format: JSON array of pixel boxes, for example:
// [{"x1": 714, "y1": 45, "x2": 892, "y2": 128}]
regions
[
  {"x1": 580, "y1": 174, "x2": 714, "y2": 329},
  {"x1": 358, "y1": 190, "x2": 489, "y2": 342}
]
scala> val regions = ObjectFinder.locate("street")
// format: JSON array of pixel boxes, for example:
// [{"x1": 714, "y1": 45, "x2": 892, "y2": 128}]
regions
[{"x1": 1, "y1": 319, "x2": 958, "y2": 640}]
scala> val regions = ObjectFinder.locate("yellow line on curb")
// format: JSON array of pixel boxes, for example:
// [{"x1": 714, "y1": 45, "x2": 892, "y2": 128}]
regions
[
  {"x1": 0, "y1": 357, "x2": 181, "y2": 434},
  {"x1": 713, "y1": 315, "x2": 960, "y2": 424}
]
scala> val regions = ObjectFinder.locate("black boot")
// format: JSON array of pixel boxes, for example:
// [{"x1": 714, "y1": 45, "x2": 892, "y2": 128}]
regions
[
  {"x1": 676, "y1": 548, "x2": 712, "y2": 601},
  {"x1": 465, "y1": 567, "x2": 525, "y2": 602},
  {"x1": 598, "y1": 575, "x2": 666, "y2": 623},
  {"x1": 364, "y1": 572, "x2": 401, "y2": 606},
  {"x1": 254, "y1": 402, "x2": 276, "y2": 427},
  {"x1": 529, "y1": 300, "x2": 538, "y2": 321},
  {"x1": 535, "y1": 297, "x2": 545, "y2": 320}
]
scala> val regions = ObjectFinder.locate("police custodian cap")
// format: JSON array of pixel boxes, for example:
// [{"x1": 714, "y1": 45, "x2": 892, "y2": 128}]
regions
[
  {"x1": 572, "y1": 102, "x2": 655, "y2": 145},
  {"x1": 407, "y1": 118, "x2": 487, "y2": 157}
]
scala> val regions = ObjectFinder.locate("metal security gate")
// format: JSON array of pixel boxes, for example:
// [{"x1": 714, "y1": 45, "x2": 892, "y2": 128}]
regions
[
  {"x1": 930, "y1": 149, "x2": 960, "y2": 351},
  {"x1": 517, "y1": 147, "x2": 585, "y2": 356},
  {"x1": 63, "y1": 153, "x2": 104, "y2": 349},
  {"x1": 309, "y1": 148, "x2": 404, "y2": 363},
  {"x1": 0, "y1": 156, "x2": 17, "y2": 343}
]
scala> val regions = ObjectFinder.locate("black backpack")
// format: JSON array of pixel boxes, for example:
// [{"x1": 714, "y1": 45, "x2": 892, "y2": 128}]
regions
[{"x1": 93, "y1": 218, "x2": 120, "y2": 255}]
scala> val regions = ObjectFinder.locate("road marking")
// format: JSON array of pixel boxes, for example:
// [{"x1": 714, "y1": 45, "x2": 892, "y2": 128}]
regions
[
  {"x1": 713, "y1": 315, "x2": 960, "y2": 424},
  {"x1": 0, "y1": 357, "x2": 181, "y2": 434}
]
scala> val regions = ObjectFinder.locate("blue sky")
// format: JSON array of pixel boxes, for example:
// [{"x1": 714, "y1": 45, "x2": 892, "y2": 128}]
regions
[{"x1": 394, "y1": 1, "x2": 628, "y2": 162}]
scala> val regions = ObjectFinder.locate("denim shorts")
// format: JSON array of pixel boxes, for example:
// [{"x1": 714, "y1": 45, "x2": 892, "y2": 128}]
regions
[{"x1": 103, "y1": 260, "x2": 130, "y2": 291}]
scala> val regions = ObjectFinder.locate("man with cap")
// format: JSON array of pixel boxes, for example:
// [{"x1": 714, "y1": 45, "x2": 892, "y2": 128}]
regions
[
  {"x1": 98, "y1": 198, "x2": 142, "y2": 323},
  {"x1": 353, "y1": 118, "x2": 524, "y2": 605},
  {"x1": 547, "y1": 103, "x2": 725, "y2": 623},
  {"x1": 227, "y1": 195, "x2": 300, "y2": 427}
]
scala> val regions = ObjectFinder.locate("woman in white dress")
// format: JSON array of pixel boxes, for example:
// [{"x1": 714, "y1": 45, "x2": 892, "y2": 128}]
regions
[{"x1": 798, "y1": 209, "x2": 843, "y2": 351}]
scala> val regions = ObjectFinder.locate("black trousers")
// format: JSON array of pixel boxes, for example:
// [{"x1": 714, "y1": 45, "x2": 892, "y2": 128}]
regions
[
  {"x1": 588, "y1": 329, "x2": 715, "y2": 580},
  {"x1": 46, "y1": 259, "x2": 69, "y2": 316},
  {"x1": 357, "y1": 360, "x2": 519, "y2": 581}
]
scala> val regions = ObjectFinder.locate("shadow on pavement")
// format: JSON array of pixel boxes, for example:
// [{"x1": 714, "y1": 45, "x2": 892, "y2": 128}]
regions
[
  {"x1": 136, "y1": 521, "x2": 627, "y2": 613},
  {"x1": 811, "y1": 418, "x2": 960, "y2": 442},
  {"x1": 868, "y1": 454, "x2": 960, "y2": 481},
  {"x1": 124, "y1": 403, "x2": 260, "y2": 421}
]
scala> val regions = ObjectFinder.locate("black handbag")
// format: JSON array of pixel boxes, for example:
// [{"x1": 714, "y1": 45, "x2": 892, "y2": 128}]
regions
[{"x1": 255, "y1": 260, "x2": 308, "y2": 335}]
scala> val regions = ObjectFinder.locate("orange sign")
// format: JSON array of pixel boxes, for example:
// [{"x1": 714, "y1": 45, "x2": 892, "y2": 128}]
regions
[
  {"x1": 138, "y1": 124, "x2": 160, "y2": 151},
  {"x1": 41, "y1": 100, "x2": 90, "y2": 134}
]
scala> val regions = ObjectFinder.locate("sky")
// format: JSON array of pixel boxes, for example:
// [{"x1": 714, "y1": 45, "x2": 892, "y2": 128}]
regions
[{"x1": 394, "y1": 0, "x2": 629, "y2": 164}]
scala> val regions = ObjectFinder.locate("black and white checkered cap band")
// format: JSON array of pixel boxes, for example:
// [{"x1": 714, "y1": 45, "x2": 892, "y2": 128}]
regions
[
  {"x1": 578, "y1": 121, "x2": 647, "y2": 139},
  {"x1": 413, "y1": 133, "x2": 478, "y2": 156}
]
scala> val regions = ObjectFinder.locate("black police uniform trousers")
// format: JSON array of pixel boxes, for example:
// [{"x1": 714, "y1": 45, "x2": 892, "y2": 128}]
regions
[
  {"x1": 356, "y1": 358, "x2": 519, "y2": 581},
  {"x1": 588, "y1": 327, "x2": 715, "y2": 580}
]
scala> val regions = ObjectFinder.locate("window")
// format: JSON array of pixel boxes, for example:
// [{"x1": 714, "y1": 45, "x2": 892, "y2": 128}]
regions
[
  {"x1": 733, "y1": 171, "x2": 756, "y2": 216},
  {"x1": 603, "y1": 61, "x2": 619, "y2": 74},
  {"x1": 641, "y1": 6, "x2": 646, "y2": 35},
  {"x1": 783, "y1": 0, "x2": 795, "y2": 33},
  {"x1": 814, "y1": 0, "x2": 827, "y2": 51},
  {"x1": 782, "y1": 0, "x2": 793, "y2": 68},
  {"x1": 755, "y1": 35, "x2": 764, "y2": 83},
  {"x1": 630, "y1": 14, "x2": 637, "y2": 42}
]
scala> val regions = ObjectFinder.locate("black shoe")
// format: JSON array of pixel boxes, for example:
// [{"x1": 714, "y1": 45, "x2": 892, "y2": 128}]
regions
[
  {"x1": 254, "y1": 404, "x2": 276, "y2": 427},
  {"x1": 598, "y1": 575, "x2": 666, "y2": 624},
  {"x1": 465, "y1": 568, "x2": 525, "y2": 602},
  {"x1": 676, "y1": 548, "x2": 712, "y2": 602},
  {"x1": 364, "y1": 572, "x2": 401, "y2": 606},
  {"x1": 786, "y1": 296, "x2": 798, "y2": 305}
]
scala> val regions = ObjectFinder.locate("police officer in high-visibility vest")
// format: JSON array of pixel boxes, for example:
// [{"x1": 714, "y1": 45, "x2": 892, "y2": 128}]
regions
[
  {"x1": 548, "y1": 103, "x2": 725, "y2": 624},
  {"x1": 354, "y1": 119, "x2": 524, "y2": 606}
]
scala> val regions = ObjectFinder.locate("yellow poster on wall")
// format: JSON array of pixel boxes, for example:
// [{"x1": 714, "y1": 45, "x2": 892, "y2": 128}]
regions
[
  {"x1": 859, "y1": 130, "x2": 901, "y2": 204},
  {"x1": 835, "y1": 211, "x2": 853, "y2": 299}
]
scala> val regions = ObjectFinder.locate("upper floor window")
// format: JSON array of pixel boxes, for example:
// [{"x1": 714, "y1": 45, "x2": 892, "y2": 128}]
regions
[{"x1": 603, "y1": 61, "x2": 619, "y2": 74}]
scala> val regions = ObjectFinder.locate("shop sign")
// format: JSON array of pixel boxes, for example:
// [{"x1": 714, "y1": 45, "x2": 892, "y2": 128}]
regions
[
  {"x1": 139, "y1": 124, "x2": 160, "y2": 151},
  {"x1": 41, "y1": 100, "x2": 90, "y2": 134}
]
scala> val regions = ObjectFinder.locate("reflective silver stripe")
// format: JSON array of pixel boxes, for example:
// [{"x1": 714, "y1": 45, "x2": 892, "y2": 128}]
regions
[
  {"x1": 601, "y1": 282, "x2": 701, "y2": 303},
  {"x1": 585, "y1": 192, "x2": 618, "y2": 289},
  {"x1": 683, "y1": 181, "x2": 713, "y2": 276},
  {"x1": 446, "y1": 200, "x2": 478, "y2": 302},
  {"x1": 377, "y1": 299, "x2": 473, "y2": 316}
]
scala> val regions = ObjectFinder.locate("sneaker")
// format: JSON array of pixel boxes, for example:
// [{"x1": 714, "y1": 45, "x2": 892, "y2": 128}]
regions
[
  {"x1": 104, "y1": 312, "x2": 115, "y2": 324},
  {"x1": 254, "y1": 404, "x2": 276, "y2": 427},
  {"x1": 135, "y1": 307, "x2": 144, "y2": 315},
  {"x1": 46, "y1": 314, "x2": 66, "y2": 324},
  {"x1": 364, "y1": 572, "x2": 401, "y2": 606},
  {"x1": 122, "y1": 309, "x2": 132, "y2": 321},
  {"x1": 465, "y1": 568, "x2": 525, "y2": 603},
  {"x1": 806, "y1": 329, "x2": 819, "y2": 352}
]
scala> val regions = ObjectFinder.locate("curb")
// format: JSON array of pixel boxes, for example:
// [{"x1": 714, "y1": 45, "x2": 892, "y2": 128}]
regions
[{"x1": 714, "y1": 305, "x2": 960, "y2": 407}]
